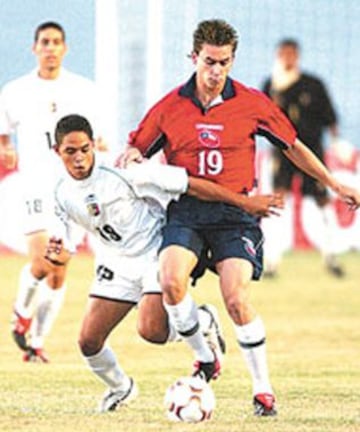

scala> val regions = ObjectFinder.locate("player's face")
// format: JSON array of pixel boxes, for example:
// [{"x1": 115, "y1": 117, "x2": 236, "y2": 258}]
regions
[
  {"x1": 276, "y1": 45, "x2": 299, "y2": 71},
  {"x1": 56, "y1": 131, "x2": 95, "y2": 180},
  {"x1": 33, "y1": 28, "x2": 67, "y2": 77},
  {"x1": 193, "y1": 44, "x2": 234, "y2": 94}
]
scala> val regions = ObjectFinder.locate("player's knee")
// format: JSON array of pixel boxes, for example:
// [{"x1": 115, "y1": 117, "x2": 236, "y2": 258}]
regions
[
  {"x1": 224, "y1": 291, "x2": 249, "y2": 323},
  {"x1": 78, "y1": 335, "x2": 104, "y2": 356},
  {"x1": 160, "y1": 273, "x2": 186, "y2": 303},
  {"x1": 137, "y1": 319, "x2": 167, "y2": 344},
  {"x1": 30, "y1": 255, "x2": 49, "y2": 279}
]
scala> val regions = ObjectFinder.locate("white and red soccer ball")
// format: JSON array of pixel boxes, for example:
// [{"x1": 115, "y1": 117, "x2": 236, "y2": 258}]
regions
[{"x1": 164, "y1": 376, "x2": 216, "y2": 423}]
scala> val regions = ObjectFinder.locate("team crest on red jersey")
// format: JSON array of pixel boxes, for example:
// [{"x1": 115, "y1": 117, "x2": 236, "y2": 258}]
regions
[{"x1": 196, "y1": 123, "x2": 223, "y2": 148}]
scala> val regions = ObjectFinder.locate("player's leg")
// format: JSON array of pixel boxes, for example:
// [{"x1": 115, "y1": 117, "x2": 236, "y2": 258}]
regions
[
  {"x1": 79, "y1": 296, "x2": 137, "y2": 412},
  {"x1": 263, "y1": 153, "x2": 294, "y2": 277},
  {"x1": 21, "y1": 231, "x2": 67, "y2": 362},
  {"x1": 211, "y1": 225, "x2": 276, "y2": 416},
  {"x1": 159, "y1": 243, "x2": 220, "y2": 382},
  {"x1": 12, "y1": 230, "x2": 49, "y2": 354},
  {"x1": 302, "y1": 178, "x2": 345, "y2": 277},
  {"x1": 137, "y1": 253, "x2": 180, "y2": 344},
  {"x1": 216, "y1": 257, "x2": 276, "y2": 416},
  {"x1": 137, "y1": 293, "x2": 179, "y2": 343},
  {"x1": 13, "y1": 187, "x2": 68, "y2": 360},
  {"x1": 262, "y1": 192, "x2": 293, "y2": 277}
]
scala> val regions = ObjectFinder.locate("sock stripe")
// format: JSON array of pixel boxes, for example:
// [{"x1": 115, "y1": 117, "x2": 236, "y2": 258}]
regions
[
  {"x1": 238, "y1": 337, "x2": 266, "y2": 349},
  {"x1": 178, "y1": 322, "x2": 200, "y2": 337}
]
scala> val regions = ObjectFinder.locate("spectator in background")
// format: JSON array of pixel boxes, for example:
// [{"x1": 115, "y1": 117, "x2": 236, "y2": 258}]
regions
[
  {"x1": 0, "y1": 21, "x2": 106, "y2": 362},
  {"x1": 261, "y1": 38, "x2": 345, "y2": 278}
]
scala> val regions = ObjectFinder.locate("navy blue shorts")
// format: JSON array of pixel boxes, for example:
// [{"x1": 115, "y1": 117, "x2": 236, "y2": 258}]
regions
[{"x1": 160, "y1": 196, "x2": 264, "y2": 281}]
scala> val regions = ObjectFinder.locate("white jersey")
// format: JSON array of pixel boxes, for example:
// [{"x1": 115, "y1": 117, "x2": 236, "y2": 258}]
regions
[
  {"x1": 0, "y1": 68, "x2": 104, "y2": 235},
  {"x1": 0, "y1": 67, "x2": 102, "y2": 179},
  {"x1": 54, "y1": 158, "x2": 189, "y2": 258}
]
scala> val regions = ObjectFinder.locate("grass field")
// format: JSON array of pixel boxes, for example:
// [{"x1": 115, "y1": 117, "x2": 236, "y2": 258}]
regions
[{"x1": 0, "y1": 251, "x2": 359, "y2": 432}]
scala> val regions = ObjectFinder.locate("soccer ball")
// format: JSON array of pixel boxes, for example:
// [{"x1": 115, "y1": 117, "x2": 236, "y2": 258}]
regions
[{"x1": 164, "y1": 376, "x2": 216, "y2": 423}]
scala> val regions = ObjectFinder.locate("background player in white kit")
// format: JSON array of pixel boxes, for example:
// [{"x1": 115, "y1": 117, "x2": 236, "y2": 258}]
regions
[
  {"x1": 45, "y1": 114, "x2": 285, "y2": 412},
  {"x1": 0, "y1": 22, "x2": 106, "y2": 362}
]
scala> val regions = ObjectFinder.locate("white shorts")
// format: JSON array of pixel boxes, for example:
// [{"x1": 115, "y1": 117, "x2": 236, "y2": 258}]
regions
[
  {"x1": 20, "y1": 171, "x2": 85, "y2": 245},
  {"x1": 20, "y1": 170, "x2": 58, "y2": 235},
  {"x1": 90, "y1": 247, "x2": 162, "y2": 303}
]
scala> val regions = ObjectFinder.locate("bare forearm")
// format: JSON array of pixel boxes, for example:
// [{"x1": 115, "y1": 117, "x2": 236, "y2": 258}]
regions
[
  {"x1": 187, "y1": 176, "x2": 285, "y2": 217},
  {"x1": 283, "y1": 138, "x2": 338, "y2": 191},
  {"x1": 187, "y1": 176, "x2": 247, "y2": 207}
]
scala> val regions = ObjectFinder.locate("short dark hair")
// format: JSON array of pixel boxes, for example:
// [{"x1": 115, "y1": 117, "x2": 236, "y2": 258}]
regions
[
  {"x1": 34, "y1": 21, "x2": 66, "y2": 42},
  {"x1": 192, "y1": 19, "x2": 238, "y2": 55},
  {"x1": 277, "y1": 38, "x2": 300, "y2": 51},
  {"x1": 55, "y1": 114, "x2": 93, "y2": 146}
]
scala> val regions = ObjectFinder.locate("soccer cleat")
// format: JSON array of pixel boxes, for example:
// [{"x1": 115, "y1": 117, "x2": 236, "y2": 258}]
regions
[
  {"x1": 325, "y1": 256, "x2": 345, "y2": 278},
  {"x1": 198, "y1": 304, "x2": 226, "y2": 363},
  {"x1": 23, "y1": 347, "x2": 49, "y2": 363},
  {"x1": 263, "y1": 269, "x2": 278, "y2": 279},
  {"x1": 11, "y1": 310, "x2": 32, "y2": 351},
  {"x1": 98, "y1": 377, "x2": 138, "y2": 412},
  {"x1": 253, "y1": 393, "x2": 277, "y2": 416},
  {"x1": 192, "y1": 355, "x2": 221, "y2": 382}
]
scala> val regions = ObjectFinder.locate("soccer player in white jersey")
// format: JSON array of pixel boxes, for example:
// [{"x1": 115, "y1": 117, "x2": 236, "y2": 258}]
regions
[
  {"x1": 45, "y1": 114, "x2": 285, "y2": 411},
  {"x1": 0, "y1": 22, "x2": 106, "y2": 362}
]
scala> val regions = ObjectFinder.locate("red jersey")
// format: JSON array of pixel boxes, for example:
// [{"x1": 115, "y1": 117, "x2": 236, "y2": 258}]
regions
[{"x1": 129, "y1": 75, "x2": 297, "y2": 193}]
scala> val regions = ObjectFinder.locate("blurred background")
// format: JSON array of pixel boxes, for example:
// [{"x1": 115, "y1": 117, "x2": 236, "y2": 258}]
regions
[
  {"x1": 1, "y1": 0, "x2": 359, "y2": 252},
  {"x1": 1, "y1": 0, "x2": 360, "y2": 148}
]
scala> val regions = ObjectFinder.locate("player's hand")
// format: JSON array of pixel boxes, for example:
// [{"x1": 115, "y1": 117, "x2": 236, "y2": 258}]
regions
[
  {"x1": 336, "y1": 184, "x2": 360, "y2": 211},
  {"x1": 115, "y1": 146, "x2": 143, "y2": 168},
  {"x1": 44, "y1": 237, "x2": 71, "y2": 266},
  {"x1": 0, "y1": 144, "x2": 17, "y2": 170},
  {"x1": 95, "y1": 137, "x2": 108, "y2": 152},
  {"x1": 242, "y1": 193, "x2": 285, "y2": 217}
]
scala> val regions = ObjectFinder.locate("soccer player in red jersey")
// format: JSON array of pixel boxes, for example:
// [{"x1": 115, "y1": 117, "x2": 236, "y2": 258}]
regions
[{"x1": 120, "y1": 19, "x2": 360, "y2": 416}]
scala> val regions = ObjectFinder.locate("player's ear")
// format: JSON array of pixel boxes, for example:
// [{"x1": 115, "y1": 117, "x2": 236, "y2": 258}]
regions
[
  {"x1": 53, "y1": 144, "x2": 60, "y2": 155},
  {"x1": 191, "y1": 51, "x2": 198, "y2": 65}
]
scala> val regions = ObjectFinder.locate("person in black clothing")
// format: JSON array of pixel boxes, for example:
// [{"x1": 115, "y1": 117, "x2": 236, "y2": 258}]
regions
[{"x1": 261, "y1": 38, "x2": 344, "y2": 277}]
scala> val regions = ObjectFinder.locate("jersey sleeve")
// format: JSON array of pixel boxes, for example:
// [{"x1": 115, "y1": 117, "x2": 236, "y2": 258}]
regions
[
  {"x1": 128, "y1": 96, "x2": 170, "y2": 157},
  {"x1": 123, "y1": 160, "x2": 188, "y2": 208},
  {"x1": 256, "y1": 90, "x2": 297, "y2": 150}
]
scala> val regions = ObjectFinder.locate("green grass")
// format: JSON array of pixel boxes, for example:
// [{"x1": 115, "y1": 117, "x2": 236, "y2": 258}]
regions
[{"x1": 1, "y1": 251, "x2": 359, "y2": 432}]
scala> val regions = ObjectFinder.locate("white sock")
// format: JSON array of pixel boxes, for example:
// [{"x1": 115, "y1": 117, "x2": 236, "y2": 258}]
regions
[
  {"x1": 14, "y1": 264, "x2": 40, "y2": 318},
  {"x1": 164, "y1": 293, "x2": 213, "y2": 362},
  {"x1": 30, "y1": 281, "x2": 66, "y2": 349},
  {"x1": 85, "y1": 345, "x2": 130, "y2": 391},
  {"x1": 166, "y1": 320, "x2": 182, "y2": 342},
  {"x1": 234, "y1": 316, "x2": 273, "y2": 395}
]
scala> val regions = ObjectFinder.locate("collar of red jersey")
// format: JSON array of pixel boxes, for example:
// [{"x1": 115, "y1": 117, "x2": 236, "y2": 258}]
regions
[{"x1": 179, "y1": 73, "x2": 236, "y2": 101}]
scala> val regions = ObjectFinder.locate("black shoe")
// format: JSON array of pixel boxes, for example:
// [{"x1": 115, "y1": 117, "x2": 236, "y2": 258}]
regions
[
  {"x1": 263, "y1": 270, "x2": 278, "y2": 279},
  {"x1": 325, "y1": 256, "x2": 345, "y2": 278},
  {"x1": 192, "y1": 356, "x2": 221, "y2": 382}
]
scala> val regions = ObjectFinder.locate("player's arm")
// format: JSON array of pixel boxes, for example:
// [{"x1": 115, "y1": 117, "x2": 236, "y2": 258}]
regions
[
  {"x1": 116, "y1": 145, "x2": 144, "y2": 167},
  {"x1": 0, "y1": 134, "x2": 17, "y2": 169},
  {"x1": 283, "y1": 138, "x2": 360, "y2": 210},
  {"x1": 187, "y1": 176, "x2": 284, "y2": 217}
]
